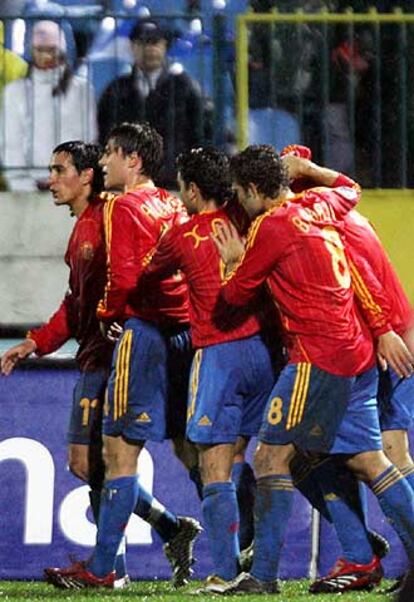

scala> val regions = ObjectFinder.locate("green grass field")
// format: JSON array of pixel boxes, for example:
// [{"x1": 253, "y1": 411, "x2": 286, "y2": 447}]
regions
[{"x1": 0, "y1": 580, "x2": 395, "y2": 601}]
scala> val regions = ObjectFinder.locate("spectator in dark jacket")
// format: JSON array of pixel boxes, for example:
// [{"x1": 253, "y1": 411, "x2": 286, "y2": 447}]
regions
[{"x1": 98, "y1": 19, "x2": 207, "y2": 188}]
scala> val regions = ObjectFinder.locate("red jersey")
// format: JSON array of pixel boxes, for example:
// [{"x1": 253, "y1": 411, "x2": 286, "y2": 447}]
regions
[
  {"x1": 28, "y1": 195, "x2": 113, "y2": 371},
  {"x1": 345, "y1": 210, "x2": 413, "y2": 336},
  {"x1": 142, "y1": 208, "x2": 262, "y2": 347},
  {"x1": 222, "y1": 184, "x2": 375, "y2": 376},
  {"x1": 97, "y1": 185, "x2": 189, "y2": 326}
]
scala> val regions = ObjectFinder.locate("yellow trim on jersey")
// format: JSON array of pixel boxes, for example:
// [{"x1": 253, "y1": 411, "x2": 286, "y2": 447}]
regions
[
  {"x1": 187, "y1": 349, "x2": 203, "y2": 422},
  {"x1": 349, "y1": 261, "x2": 383, "y2": 315},
  {"x1": 98, "y1": 196, "x2": 118, "y2": 315},
  {"x1": 286, "y1": 363, "x2": 311, "y2": 430},
  {"x1": 114, "y1": 329, "x2": 133, "y2": 420}
]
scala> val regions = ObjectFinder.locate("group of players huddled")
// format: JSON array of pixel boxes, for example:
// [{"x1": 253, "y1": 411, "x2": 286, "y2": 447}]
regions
[{"x1": 2, "y1": 122, "x2": 414, "y2": 596}]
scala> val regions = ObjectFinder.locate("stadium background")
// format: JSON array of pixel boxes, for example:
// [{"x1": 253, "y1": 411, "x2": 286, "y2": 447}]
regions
[{"x1": 0, "y1": 0, "x2": 413, "y2": 583}]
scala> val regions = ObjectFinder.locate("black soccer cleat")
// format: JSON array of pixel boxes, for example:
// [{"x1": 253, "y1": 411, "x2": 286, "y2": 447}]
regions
[{"x1": 163, "y1": 516, "x2": 203, "y2": 587}]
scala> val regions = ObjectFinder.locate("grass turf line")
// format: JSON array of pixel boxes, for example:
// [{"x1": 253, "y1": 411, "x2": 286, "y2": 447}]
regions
[{"x1": 0, "y1": 579, "x2": 394, "y2": 601}]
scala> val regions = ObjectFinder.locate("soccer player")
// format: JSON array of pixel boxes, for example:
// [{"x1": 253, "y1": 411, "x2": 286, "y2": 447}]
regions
[
  {"x1": 137, "y1": 147, "x2": 277, "y2": 589},
  {"x1": 210, "y1": 145, "x2": 414, "y2": 595},
  {"x1": 1, "y1": 140, "x2": 199, "y2": 590},
  {"x1": 281, "y1": 144, "x2": 414, "y2": 593},
  {"x1": 45, "y1": 122, "x2": 201, "y2": 589}
]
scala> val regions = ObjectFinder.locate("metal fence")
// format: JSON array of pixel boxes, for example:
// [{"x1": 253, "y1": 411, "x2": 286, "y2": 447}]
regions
[
  {"x1": 236, "y1": 9, "x2": 414, "y2": 188},
  {"x1": 1, "y1": 9, "x2": 414, "y2": 189}
]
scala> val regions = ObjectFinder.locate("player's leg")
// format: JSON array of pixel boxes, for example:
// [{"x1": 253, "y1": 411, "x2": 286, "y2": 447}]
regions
[
  {"x1": 198, "y1": 442, "x2": 240, "y2": 581},
  {"x1": 309, "y1": 367, "x2": 392, "y2": 594},
  {"x1": 217, "y1": 363, "x2": 352, "y2": 595},
  {"x1": 379, "y1": 368, "x2": 414, "y2": 490},
  {"x1": 232, "y1": 436, "x2": 256, "y2": 552},
  {"x1": 346, "y1": 449, "x2": 414, "y2": 564},
  {"x1": 189, "y1": 334, "x2": 275, "y2": 593},
  {"x1": 165, "y1": 329, "x2": 204, "y2": 499}
]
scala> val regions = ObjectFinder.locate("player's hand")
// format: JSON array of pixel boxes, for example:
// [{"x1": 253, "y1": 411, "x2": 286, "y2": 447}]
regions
[
  {"x1": 281, "y1": 154, "x2": 312, "y2": 182},
  {"x1": 211, "y1": 221, "x2": 245, "y2": 271},
  {"x1": 377, "y1": 330, "x2": 414, "y2": 378},
  {"x1": 107, "y1": 322, "x2": 123, "y2": 343},
  {"x1": 1, "y1": 339, "x2": 37, "y2": 376}
]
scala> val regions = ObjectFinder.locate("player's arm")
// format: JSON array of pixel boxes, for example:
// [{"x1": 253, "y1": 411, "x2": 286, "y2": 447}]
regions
[
  {"x1": 214, "y1": 215, "x2": 281, "y2": 306},
  {"x1": 348, "y1": 252, "x2": 414, "y2": 377},
  {"x1": 97, "y1": 202, "x2": 144, "y2": 322}
]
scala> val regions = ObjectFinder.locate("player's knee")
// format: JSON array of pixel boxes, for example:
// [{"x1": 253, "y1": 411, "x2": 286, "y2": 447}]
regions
[
  {"x1": 346, "y1": 450, "x2": 391, "y2": 482},
  {"x1": 254, "y1": 443, "x2": 295, "y2": 476},
  {"x1": 68, "y1": 457, "x2": 89, "y2": 482}
]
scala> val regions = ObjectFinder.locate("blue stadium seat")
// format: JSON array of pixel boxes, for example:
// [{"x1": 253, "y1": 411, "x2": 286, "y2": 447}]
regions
[{"x1": 248, "y1": 108, "x2": 302, "y2": 151}]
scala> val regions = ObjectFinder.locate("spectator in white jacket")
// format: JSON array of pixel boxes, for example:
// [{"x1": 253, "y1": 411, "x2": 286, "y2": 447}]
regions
[{"x1": 0, "y1": 20, "x2": 97, "y2": 192}]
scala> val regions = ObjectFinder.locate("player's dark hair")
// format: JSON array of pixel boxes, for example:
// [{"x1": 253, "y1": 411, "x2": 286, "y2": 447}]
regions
[
  {"x1": 52, "y1": 140, "x2": 104, "y2": 194},
  {"x1": 230, "y1": 144, "x2": 289, "y2": 198},
  {"x1": 106, "y1": 122, "x2": 164, "y2": 180},
  {"x1": 176, "y1": 147, "x2": 232, "y2": 205}
]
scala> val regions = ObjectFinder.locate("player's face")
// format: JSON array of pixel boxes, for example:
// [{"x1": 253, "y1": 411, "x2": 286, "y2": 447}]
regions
[
  {"x1": 48, "y1": 152, "x2": 84, "y2": 206},
  {"x1": 100, "y1": 141, "x2": 128, "y2": 190},
  {"x1": 233, "y1": 182, "x2": 263, "y2": 218},
  {"x1": 177, "y1": 173, "x2": 196, "y2": 215}
]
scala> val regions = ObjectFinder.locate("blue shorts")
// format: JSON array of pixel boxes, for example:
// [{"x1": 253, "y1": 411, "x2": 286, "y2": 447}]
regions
[
  {"x1": 186, "y1": 335, "x2": 275, "y2": 445},
  {"x1": 330, "y1": 367, "x2": 382, "y2": 454},
  {"x1": 258, "y1": 363, "x2": 352, "y2": 453},
  {"x1": 103, "y1": 318, "x2": 169, "y2": 443},
  {"x1": 378, "y1": 367, "x2": 414, "y2": 431},
  {"x1": 67, "y1": 369, "x2": 107, "y2": 445}
]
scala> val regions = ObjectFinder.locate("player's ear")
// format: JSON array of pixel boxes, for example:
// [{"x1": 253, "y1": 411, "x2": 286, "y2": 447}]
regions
[
  {"x1": 80, "y1": 167, "x2": 94, "y2": 186},
  {"x1": 128, "y1": 152, "x2": 143, "y2": 172}
]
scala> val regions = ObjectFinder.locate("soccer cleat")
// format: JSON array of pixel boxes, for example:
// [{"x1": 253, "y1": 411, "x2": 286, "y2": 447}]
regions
[
  {"x1": 239, "y1": 541, "x2": 254, "y2": 573},
  {"x1": 368, "y1": 530, "x2": 390, "y2": 559},
  {"x1": 44, "y1": 560, "x2": 115, "y2": 590},
  {"x1": 309, "y1": 556, "x2": 383, "y2": 593},
  {"x1": 214, "y1": 571, "x2": 281, "y2": 595},
  {"x1": 191, "y1": 574, "x2": 230, "y2": 594},
  {"x1": 163, "y1": 516, "x2": 203, "y2": 587},
  {"x1": 113, "y1": 573, "x2": 131, "y2": 589}
]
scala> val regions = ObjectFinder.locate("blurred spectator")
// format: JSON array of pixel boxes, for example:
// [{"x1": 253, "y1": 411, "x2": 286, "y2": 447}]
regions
[
  {"x1": 98, "y1": 19, "x2": 208, "y2": 188},
  {"x1": 0, "y1": 20, "x2": 97, "y2": 192},
  {"x1": 0, "y1": 21, "x2": 28, "y2": 92}
]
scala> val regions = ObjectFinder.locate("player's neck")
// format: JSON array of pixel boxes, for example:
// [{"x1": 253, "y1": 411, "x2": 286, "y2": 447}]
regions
[
  {"x1": 197, "y1": 198, "x2": 220, "y2": 214},
  {"x1": 70, "y1": 192, "x2": 90, "y2": 217},
  {"x1": 125, "y1": 173, "x2": 155, "y2": 193}
]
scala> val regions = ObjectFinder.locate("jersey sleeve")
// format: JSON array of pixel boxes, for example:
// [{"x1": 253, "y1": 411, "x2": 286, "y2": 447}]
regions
[
  {"x1": 304, "y1": 174, "x2": 361, "y2": 220},
  {"x1": 348, "y1": 251, "x2": 393, "y2": 338},
  {"x1": 97, "y1": 200, "x2": 150, "y2": 322},
  {"x1": 27, "y1": 292, "x2": 74, "y2": 355},
  {"x1": 221, "y1": 214, "x2": 283, "y2": 306}
]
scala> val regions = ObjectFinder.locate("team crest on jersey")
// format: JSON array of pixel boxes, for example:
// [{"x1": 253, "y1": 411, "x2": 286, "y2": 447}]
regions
[{"x1": 80, "y1": 241, "x2": 94, "y2": 260}]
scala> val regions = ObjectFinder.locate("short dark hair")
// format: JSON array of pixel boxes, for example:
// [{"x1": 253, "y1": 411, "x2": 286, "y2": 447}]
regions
[
  {"x1": 106, "y1": 122, "x2": 164, "y2": 180},
  {"x1": 52, "y1": 140, "x2": 104, "y2": 194},
  {"x1": 176, "y1": 147, "x2": 232, "y2": 205},
  {"x1": 230, "y1": 145, "x2": 289, "y2": 198}
]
